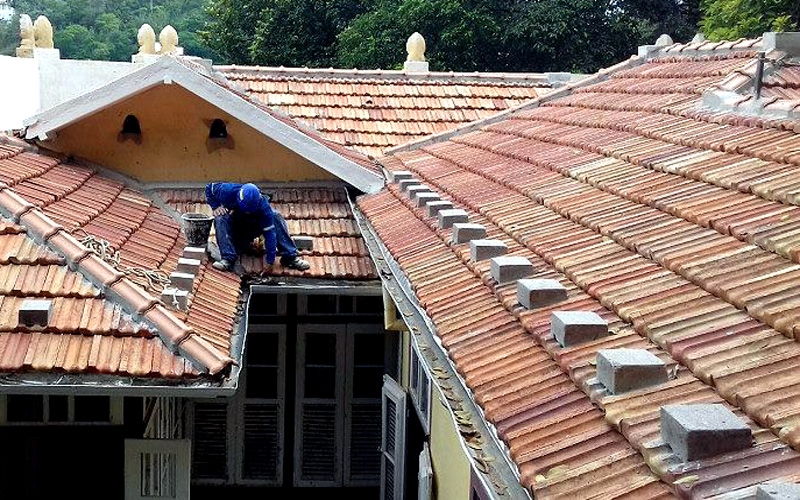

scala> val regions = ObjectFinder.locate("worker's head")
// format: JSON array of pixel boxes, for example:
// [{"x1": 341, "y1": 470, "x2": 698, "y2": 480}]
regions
[{"x1": 238, "y1": 183, "x2": 262, "y2": 213}]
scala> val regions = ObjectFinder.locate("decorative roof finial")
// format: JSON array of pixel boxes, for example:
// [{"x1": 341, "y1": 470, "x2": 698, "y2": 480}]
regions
[
  {"x1": 406, "y1": 32, "x2": 426, "y2": 62},
  {"x1": 404, "y1": 32, "x2": 429, "y2": 73},
  {"x1": 691, "y1": 32, "x2": 706, "y2": 44},
  {"x1": 655, "y1": 34, "x2": 674, "y2": 46},
  {"x1": 137, "y1": 24, "x2": 156, "y2": 55},
  {"x1": 159, "y1": 25, "x2": 179, "y2": 55},
  {"x1": 33, "y1": 15, "x2": 54, "y2": 49},
  {"x1": 16, "y1": 14, "x2": 35, "y2": 57}
]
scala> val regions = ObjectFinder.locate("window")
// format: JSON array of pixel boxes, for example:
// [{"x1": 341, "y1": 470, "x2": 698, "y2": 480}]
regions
[
  {"x1": 2, "y1": 395, "x2": 121, "y2": 424},
  {"x1": 409, "y1": 339, "x2": 431, "y2": 435}
]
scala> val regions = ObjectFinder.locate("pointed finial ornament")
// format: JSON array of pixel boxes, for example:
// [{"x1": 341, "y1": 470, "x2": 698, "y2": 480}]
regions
[
  {"x1": 137, "y1": 24, "x2": 156, "y2": 55},
  {"x1": 406, "y1": 32, "x2": 426, "y2": 62},
  {"x1": 159, "y1": 25, "x2": 179, "y2": 55},
  {"x1": 33, "y1": 15, "x2": 54, "y2": 48},
  {"x1": 655, "y1": 34, "x2": 674, "y2": 46}
]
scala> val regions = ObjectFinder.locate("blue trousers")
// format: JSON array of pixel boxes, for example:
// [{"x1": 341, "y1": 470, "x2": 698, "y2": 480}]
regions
[{"x1": 214, "y1": 210, "x2": 298, "y2": 264}]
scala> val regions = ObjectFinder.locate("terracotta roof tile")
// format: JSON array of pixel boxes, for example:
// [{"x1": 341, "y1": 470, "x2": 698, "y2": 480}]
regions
[{"x1": 360, "y1": 44, "x2": 800, "y2": 496}]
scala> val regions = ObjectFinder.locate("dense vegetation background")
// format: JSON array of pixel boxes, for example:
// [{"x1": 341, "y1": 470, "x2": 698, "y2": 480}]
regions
[{"x1": 0, "y1": 0, "x2": 797, "y2": 73}]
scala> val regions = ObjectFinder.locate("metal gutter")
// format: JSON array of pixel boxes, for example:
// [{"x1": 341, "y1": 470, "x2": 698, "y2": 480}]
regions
[
  {"x1": 348, "y1": 192, "x2": 531, "y2": 500},
  {"x1": 0, "y1": 373, "x2": 237, "y2": 397}
]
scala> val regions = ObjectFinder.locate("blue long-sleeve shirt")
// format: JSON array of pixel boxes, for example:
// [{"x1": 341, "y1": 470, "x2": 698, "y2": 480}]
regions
[{"x1": 205, "y1": 182, "x2": 278, "y2": 264}]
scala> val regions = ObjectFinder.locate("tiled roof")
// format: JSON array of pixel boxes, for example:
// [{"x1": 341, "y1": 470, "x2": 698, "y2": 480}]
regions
[
  {"x1": 216, "y1": 66, "x2": 550, "y2": 158},
  {"x1": 158, "y1": 187, "x2": 377, "y2": 279},
  {"x1": 763, "y1": 63, "x2": 800, "y2": 100},
  {"x1": 358, "y1": 42, "x2": 800, "y2": 497}
]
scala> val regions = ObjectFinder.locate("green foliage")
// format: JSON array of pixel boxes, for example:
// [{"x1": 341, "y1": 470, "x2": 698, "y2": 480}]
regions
[
  {"x1": 0, "y1": 0, "x2": 219, "y2": 60},
  {"x1": 700, "y1": 0, "x2": 799, "y2": 41}
]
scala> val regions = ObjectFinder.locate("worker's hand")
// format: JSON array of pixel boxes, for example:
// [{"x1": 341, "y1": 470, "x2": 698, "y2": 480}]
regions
[{"x1": 212, "y1": 206, "x2": 230, "y2": 217}]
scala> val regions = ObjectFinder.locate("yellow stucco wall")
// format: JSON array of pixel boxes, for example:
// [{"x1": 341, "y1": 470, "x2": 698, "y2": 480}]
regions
[
  {"x1": 45, "y1": 84, "x2": 336, "y2": 183},
  {"x1": 430, "y1": 390, "x2": 471, "y2": 500}
]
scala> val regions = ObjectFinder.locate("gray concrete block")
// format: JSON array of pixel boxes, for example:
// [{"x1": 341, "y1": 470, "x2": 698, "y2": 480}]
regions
[
  {"x1": 293, "y1": 236, "x2": 314, "y2": 251},
  {"x1": 427, "y1": 200, "x2": 453, "y2": 217},
  {"x1": 763, "y1": 32, "x2": 800, "y2": 56},
  {"x1": 470, "y1": 239, "x2": 507, "y2": 261},
  {"x1": 182, "y1": 246, "x2": 206, "y2": 260},
  {"x1": 176, "y1": 257, "x2": 201, "y2": 274},
  {"x1": 551, "y1": 311, "x2": 607, "y2": 347},
  {"x1": 451, "y1": 223, "x2": 486, "y2": 244},
  {"x1": 406, "y1": 184, "x2": 433, "y2": 200},
  {"x1": 389, "y1": 170, "x2": 414, "y2": 183},
  {"x1": 660, "y1": 404, "x2": 752, "y2": 462},
  {"x1": 415, "y1": 192, "x2": 440, "y2": 208},
  {"x1": 490, "y1": 256, "x2": 533, "y2": 284},
  {"x1": 596, "y1": 348, "x2": 667, "y2": 394},
  {"x1": 757, "y1": 483, "x2": 800, "y2": 500},
  {"x1": 398, "y1": 178, "x2": 420, "y2": 192},
  {"x1": 19, "y1": 299, "x2": 52, "y2": 327},
  {"x1": 438, "y1": 209, "x2": 469, "y2": 229},
  {"x1": 517, "y1": 279, "x2": 566, "y2": 309},
  {"x1": 170, "y1": 272, "x2": 195, "y2": 292},
  {"x1": 161, "y1": 287, "x2": 189, "y2": 310}
]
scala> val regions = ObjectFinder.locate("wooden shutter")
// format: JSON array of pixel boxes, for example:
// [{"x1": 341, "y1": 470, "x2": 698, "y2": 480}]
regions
[
  {"x1": 241, "y1": 403, "x2": 280, "y2": 482},
  {"x1": 295, "y1": 325, "x2": 345, "y2": 486},
  {"x1": 189, "y1": 402, "x2": 229, "y2": 482},
  {"x1": 381, "y1": 375, "x2": 407, "y2": 500},
  {"x1": 418, "y1": 442, "x2": 433, "y2": 500}
]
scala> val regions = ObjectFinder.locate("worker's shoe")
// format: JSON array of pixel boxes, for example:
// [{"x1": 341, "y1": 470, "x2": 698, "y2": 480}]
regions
[
  {"x1": 283, "y1": 257, "x2": 310, "y2": 271},
  {"x1": 212, "y1": 259, "x2": 233, "y2": 271}
]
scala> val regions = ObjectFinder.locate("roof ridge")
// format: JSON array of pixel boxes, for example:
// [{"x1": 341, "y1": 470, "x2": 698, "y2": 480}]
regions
[
  {"x1": 383, "y1": 55, "x2": 645, "y2": 157},
  {"x1": 0, "y1": 180, "x2": 233, "y2": 376}
]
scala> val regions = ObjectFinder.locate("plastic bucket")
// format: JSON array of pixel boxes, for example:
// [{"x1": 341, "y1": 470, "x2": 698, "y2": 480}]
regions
[{"x1": 181, "y1": 212, "x2": 214, "y2": 248}]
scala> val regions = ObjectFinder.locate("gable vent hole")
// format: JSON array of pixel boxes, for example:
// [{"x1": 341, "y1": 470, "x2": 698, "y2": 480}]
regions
[
  {"x1": 121, "y1": 115, "x2": 141, "y2": 135},
  {"x1": 209, "y1": 119, "x2": 228, "y2": 139}
]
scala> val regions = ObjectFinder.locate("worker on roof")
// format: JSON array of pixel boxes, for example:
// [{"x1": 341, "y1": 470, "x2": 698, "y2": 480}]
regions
[{"x1": 205, "y1": 182, "x2": 310, "y2": 273}]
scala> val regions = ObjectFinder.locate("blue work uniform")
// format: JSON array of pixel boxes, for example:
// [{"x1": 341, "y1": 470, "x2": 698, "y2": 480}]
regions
[{"x1": 205, "y1": 182, "x2": 298, "y2": 265}]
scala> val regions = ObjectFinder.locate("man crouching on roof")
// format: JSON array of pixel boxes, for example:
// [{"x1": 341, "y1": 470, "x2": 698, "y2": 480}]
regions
[{"x1": 205, "y1": 182, "x2": 310, "y2": 273}]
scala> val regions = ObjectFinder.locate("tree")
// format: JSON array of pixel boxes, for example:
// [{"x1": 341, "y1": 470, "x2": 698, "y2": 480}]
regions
[{"x1": 700, "y1": 0, "x2": 799, "y2": 40}]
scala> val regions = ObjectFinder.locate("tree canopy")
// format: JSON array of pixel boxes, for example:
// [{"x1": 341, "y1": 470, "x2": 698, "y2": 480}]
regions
[{"x1": 0, "y1": 0, "x2": 797, "y2": 73}]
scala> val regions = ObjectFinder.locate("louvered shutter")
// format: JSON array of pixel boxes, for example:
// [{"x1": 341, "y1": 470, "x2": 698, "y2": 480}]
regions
[
  {"x1": 381, "y1": 375, "x2": 406, "y2": 500},
  {"x1": 295, "y1": 325, "x2": 345, "y2": 486},
  {"x1": 242, "y1": 403, "x2": 280, "y2": 482},
  {"x1": 190, "y1": 402, "x2": 228, "y2": 481},
  {"x1": 348, "y1": 402, "x2": 382, "y2": 483}
]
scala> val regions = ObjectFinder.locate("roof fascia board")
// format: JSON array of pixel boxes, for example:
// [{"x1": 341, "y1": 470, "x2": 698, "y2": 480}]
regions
[
  {"x1": 385, "y1": 55, "x2": 644, "y2": 156},
  {"x1": 348, "y1": 195, "x2": 530, "y2": 500}
]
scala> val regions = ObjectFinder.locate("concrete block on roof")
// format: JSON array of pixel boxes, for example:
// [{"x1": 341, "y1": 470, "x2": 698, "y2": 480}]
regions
[
  {"x1": 596, "y1": 348, "x2": 667, "y2": 394},
  {"x1": 551, "y1": 311, "x2": 607, "y2": 347},
  {"x1": 756, "y1": 483, "x2": 800, "y2": 500},
  {"x1": 438, "y1": 208, "x2": 469, "y2": 229},
  {"x1": 182, "y1": 246, "x2": 206, "y2": 260},
  {"x1": 162, "y1": 287, "x2": 189, "y2": 310},
  {"x1": 170, "y1": 272, "x2": 195, "y2": 292},
  {"x1": 451, "y1": 223, "x2": 486, "y2": 244},
  {"x1": 517, "y1": 278, "x2": 566, "y2": 309},
  {"x1": 176, "y1": 257, "x2": 201, "y2": 275},
  {"x1": 763, "y1": 32, "x2": 800, "y2": 56},
  {"x1": 660, "y1": 404, "x2": 752, "y2": 462},
  {"x1": 490, "y1": 256, "x2": 533, "y2": 284},
  {"x1": 398, "y1": 178, "x2": 420, "y2": 192},
  {"x1": 406, "y1": 184, "x2": 433, "y2": 200},
  {"x1": 470, "y1": 239, "x2": 507, "y2": 261},
  {"x1": 293, "y1": 236, "x2": 314, "y2": 251},
  {"x1": 389, "y1": 170, "x2": 413, "y2": 183},
  {"x1": 19, "y1": 299, "x2": 52, "y2": 327},
  {"x1": 415, "y1": 192, "x2": 440, "y2": 208},
  {"x1": 427, "y1": 200, "x2": 453, "y2": 217}
]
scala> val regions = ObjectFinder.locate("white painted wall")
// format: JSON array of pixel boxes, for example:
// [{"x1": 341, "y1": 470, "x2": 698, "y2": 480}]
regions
[
  {"x1": 37, "y1": 56, "x2": 141, "y2": 111},
  {"x1": 0, "y1": 55, "x2": 39, "y2": 132}
]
